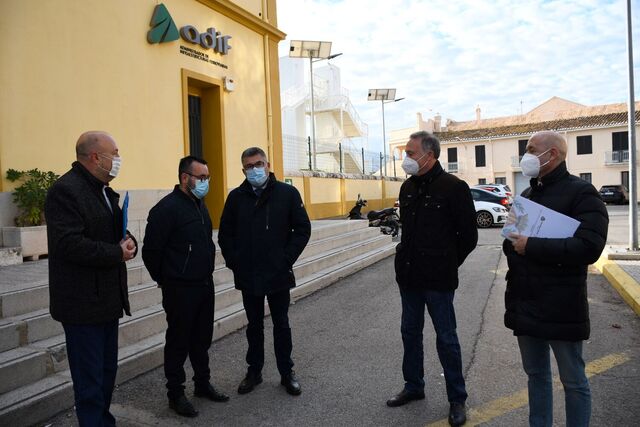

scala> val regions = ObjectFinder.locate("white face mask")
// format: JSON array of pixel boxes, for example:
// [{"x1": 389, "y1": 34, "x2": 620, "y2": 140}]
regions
[
  {"x1": 98, "y1": 153, "x2": 122, "y2": 178},
  {"x1": 520, "y1": 149, "x2": 550, "y2": 178},
  {"x1": 401, "y1": 153, "x2": 427, "y2": 175}
]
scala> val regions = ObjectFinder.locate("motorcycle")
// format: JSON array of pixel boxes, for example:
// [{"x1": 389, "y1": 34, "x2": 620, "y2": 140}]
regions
[{"x1": 347, "y1": 194, "x2": 400, "y2": 237}]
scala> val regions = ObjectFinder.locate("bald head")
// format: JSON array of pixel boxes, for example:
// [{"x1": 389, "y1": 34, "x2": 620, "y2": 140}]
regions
[
  {"x1": 525, "y1": 131, "x2": 567, "y2": 178},
  {"x1": 529, "y1": 131, "x2": 567, "y2": 161},
  {"x1": 75, "y1": 131, "x2": 119, "y2": 183},
  {"x1": 76, "y1": 131, "x2": 114, "y2": 159}
]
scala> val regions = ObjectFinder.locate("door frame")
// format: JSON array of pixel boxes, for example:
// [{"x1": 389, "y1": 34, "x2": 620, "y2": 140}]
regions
[{"x1": 181, "y1": 69, "x2": 227, "y2": 228}]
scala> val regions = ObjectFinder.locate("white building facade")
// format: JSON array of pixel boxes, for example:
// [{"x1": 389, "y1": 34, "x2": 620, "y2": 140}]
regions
[{"x1": 388, "y1": 97, "x2": 640, "y2": 195}]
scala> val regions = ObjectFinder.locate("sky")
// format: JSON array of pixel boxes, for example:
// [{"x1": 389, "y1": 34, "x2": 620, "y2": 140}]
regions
[{"x1": 276, "y1": 0, "x2": 640, "y2": 153}]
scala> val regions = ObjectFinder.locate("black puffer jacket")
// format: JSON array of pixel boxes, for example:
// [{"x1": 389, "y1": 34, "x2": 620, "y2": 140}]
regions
[
  {"x1": 46, "y1": 162, "x2": 133, "y2": 324},
  {"x1": 142, "y1": 186, "x2": 215, "y2": 287},
  {"x1": 503, "y1": 162, "x2": 608, "y2": 341},
  {"x1": 218, "y1": 173, "x2": 311, "y2": 296},
  {"x1": 395, "y1": 161, "x2": 478, "y2": 291}
]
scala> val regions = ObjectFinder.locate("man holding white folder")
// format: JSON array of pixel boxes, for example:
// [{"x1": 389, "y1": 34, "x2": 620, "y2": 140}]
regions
[{"x1": 503, "y1": 131, "x2": 608, "y2": 427}]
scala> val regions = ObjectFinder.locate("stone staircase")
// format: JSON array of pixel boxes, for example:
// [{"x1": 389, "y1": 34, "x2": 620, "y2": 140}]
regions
[{"x1": 0, "y1": 220, "x2": 395, "y2": 426}]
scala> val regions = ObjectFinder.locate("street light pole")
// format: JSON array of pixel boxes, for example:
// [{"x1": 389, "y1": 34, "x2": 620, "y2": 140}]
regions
[
  {"x1": 626, "y1": 0, "x2": 638, "y2": 250},
  {"x1": 309, "y1": 57, "x2": 317, "y2": 170},
  {"x1": 381, "y1": 99, "x2": 386, "y2": 176},
  {"x1": 368, "y1": 89, "x2": 404, "y2": 178},
  {"x1": 289, "y1": 40, "x2": 336, "y2": 172}
]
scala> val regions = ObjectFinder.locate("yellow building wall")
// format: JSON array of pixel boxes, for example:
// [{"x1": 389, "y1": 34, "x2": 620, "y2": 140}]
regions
[
  {"x1": 287, "y1": 176, "x2": 403, "y2": 220},
  {"x1": 0, "y1": 0, "x2": 283, "y2": 195}
]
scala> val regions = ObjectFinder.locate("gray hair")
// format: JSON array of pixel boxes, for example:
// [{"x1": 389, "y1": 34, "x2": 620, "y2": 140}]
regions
[
  {"x1": 241, "y1": 147, "x2": 268, "y2": 162},
  {"x1": 410, "y1": 131, "x2": 440, "y2": 159}
]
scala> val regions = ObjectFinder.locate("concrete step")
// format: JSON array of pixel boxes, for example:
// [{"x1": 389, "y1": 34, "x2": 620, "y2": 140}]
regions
[
  {"x1": 0, "y1": 221, "x2": 364, "y2": 320},
  {"x1": 0, "y1": 238, "x2": 395, "y2": 427}
]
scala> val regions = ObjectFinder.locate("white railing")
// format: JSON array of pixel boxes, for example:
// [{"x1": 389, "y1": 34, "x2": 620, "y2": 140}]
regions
[
  {"x1": 604, "y1": 150, "x2": 629, "y2": 165},
  {"x1": 511, "y1": 155, "x2": 523, "y2": 169},
  {"x1": 443, "y1": 162, "x2": 460, "y2": 173}
]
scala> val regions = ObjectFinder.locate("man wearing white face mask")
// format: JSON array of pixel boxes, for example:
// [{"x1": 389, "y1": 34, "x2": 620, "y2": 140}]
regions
[
  {"x1": 504, "y1": 131, "x2": 608, "y2": 427},
  {"x1": 143, "y1": 156, "x2": 229, "y2": 417},
  {"x1": 389, "y1": 131, "x2": 477, "y2": 427},
  {"x1": 219, "y1": 147, "x2": 311, "y2": 397},
  {"x1": 45, "y1": 131, "x2": 137, "y2": 426}
]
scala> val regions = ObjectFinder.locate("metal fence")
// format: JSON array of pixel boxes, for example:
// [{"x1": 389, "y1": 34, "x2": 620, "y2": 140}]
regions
[{"x1": 282, "y1": 134, "x2": 397, "y2": 176}]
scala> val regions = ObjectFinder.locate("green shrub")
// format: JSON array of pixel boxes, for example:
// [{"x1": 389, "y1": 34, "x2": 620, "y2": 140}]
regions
[{"x1": 6, "y1": 168, "x2": 59, "y2": 226}]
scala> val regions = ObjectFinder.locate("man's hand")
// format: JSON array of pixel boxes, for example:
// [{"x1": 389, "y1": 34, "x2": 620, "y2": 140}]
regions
[
  {"x1": 508, "y1": 233, "x2": 528, "y2": 255},
  {"x1": 120, "y1": 237, "x2": 136, "y2": 262}
]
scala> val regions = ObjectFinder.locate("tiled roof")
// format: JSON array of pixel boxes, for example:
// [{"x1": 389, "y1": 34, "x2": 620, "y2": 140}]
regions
[{"x1": 436, "y1": 111, "x2": 640, "y2": 142}]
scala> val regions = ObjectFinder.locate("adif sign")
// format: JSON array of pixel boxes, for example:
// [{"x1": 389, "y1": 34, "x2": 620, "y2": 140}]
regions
[
  {"x1": 147, "y1": 4, "x2": 232, "y2": 55},
  {"x1": 180, "y1": 26, "x2": 231, "y2": 55}
]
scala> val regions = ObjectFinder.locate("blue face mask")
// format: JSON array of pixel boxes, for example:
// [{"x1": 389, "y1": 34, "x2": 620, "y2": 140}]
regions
[
  {"x1": 246, "y1": 167, "x2": 268, "y2": 187},
  {"x1": 190, "y1": 179, "x2": 209, "y2": 199}
]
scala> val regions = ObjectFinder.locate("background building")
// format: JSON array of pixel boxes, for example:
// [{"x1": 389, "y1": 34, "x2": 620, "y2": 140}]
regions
[
  {"x1": 0, "y1": 0, "x2": 284, "y2": 229},
  {"x1": 279, "y1": 57, "x2": 370, "y2": 174},
  {"x1": 389, "y1": 97, "x2": 640, "y2": 195}
]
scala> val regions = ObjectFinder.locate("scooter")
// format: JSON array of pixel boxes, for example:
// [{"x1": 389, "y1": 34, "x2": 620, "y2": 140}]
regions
[{"x1": 347, "y1": 194, "x2": 400, "y2": 237}]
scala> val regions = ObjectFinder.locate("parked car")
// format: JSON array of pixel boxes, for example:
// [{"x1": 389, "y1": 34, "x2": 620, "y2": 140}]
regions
[
  {"x1": 599, "y1": 185, "x2": 629, "y2": 204},
  {"x1": 470, "y1": 188, "x2": 512, "y2": 209},
  {"x1": 474, "y1": 201, "x2": 508, "y2": 228},
  {"x1": 472, "y1": 184, "x2": 513, "y2": 203}
]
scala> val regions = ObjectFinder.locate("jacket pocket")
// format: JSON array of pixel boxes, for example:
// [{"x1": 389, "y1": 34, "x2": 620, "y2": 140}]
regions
[{"x1": 181, "y1": 243, "x2": 192, "y2": 274}]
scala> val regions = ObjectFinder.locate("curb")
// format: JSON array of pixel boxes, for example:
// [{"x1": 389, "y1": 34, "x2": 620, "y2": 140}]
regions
[{"x1": 594, "y1": 255, "x2": 640, "y2": 316}]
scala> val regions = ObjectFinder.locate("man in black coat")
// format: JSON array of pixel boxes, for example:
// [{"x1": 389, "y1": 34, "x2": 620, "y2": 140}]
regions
[
  {"x1": 142, "y1": 156, "x2": 229, "y2": 417},
  {"x1": 218, "y1": 147, "x2": 311, "y2": 396},
  {"x1": 504, "y1": 131, "x2": 608, "y2": 427},
  {"x1": 45, "y1": 131, "x2": 137, "y2": 426},
  {"x1": 388, "y1": 131, "x2": 477, "y2": 427}
]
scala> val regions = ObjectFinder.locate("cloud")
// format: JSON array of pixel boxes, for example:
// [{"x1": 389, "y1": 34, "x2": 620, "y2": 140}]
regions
[{"x1": 277, "y1": 0, "x2": 639, "y2": 152}]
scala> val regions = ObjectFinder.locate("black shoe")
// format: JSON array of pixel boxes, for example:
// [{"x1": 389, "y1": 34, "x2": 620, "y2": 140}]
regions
[
  {"x1": 169, "y1": 395, "x2": 198, "y2": 417},
  {"x1": 194, "y1": 383, "x2": 230, "y2": 402},
  {"x1": 448, "y1": 402, "x2": 466, "y2": 426},
  {"x1": 386, "y1": 389, "x2": 425, "y2": 407},
  {"x1": 238, "y1": 371, "x2": 263, "y2": 394},
  {"x1": 280, "y1": 371, "x2": 301, "y2": 396}
]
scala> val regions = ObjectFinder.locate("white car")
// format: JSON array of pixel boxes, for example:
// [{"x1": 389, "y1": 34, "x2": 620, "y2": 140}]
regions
[
  {"x1": 472, "y1": 184, "x2": 513, "y2": 203},
  {"x1": 474, "y1": 200, "x2": 508, "y2": 228}
]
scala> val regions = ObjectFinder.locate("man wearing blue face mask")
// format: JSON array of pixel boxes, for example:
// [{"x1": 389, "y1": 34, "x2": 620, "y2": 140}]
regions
[
  {"x1": 219, "y1": 147, "x2": 311, "y2": 397},
  {"x1": 143, "y1": 156, "x2": 229, "y2": 418}
]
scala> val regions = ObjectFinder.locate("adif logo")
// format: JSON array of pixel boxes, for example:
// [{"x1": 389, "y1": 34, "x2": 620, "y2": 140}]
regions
[
  {"x1": 147, "y1": 4, "x2": 179, "y2": 44},
  {"x1": 147, "y1": 3, "x2": 232, "y2": 55}
]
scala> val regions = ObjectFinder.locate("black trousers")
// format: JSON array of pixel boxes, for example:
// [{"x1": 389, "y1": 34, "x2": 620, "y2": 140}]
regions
[
  {"x1": 162, "y1": 284, "x2": 214, "y2": 400},
  {"x1": 63, "y1": 320, "x2": 119, "y2": 427},
  {"x1": 242, "y1": 289, "x2": 294, "y2": 376}
]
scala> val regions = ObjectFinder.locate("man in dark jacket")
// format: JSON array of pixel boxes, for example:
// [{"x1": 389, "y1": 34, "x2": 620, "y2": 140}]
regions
[
  {"x1": 218, "y1": 147, "x2": 311, "y2": 396},
  {"x1": 45, "y1": 131, "x2": 137, "y2": 426},
  {"x1": 142, "y1": 156, "x2": 229, "y2": 417},
  {"x1": 504, "y1": 131, "x2": 608, "y2": 427},
  {"x1": 388, "y1": 131, "x2": 477, "y2": 427}
]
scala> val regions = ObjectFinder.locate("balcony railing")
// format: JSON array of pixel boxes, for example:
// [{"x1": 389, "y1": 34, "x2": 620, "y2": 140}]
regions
[
  {"x1": 443, "y1": 162, "x2": 461, "y2": 173},
  {"x1": 511, "y1": 155, "x2": 523, "y2": 169},
  {"x1": 604, "y1": 150, "x2": 629, "y2": 165}
]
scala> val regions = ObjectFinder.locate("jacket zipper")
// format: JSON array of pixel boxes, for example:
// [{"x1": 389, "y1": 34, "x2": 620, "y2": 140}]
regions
[
  {"x1": 182, "y1": 243, "x2": 192, "y2": 273},
  {"x1": 266, "y1": 204, "x2": 270, "y2": 230}
]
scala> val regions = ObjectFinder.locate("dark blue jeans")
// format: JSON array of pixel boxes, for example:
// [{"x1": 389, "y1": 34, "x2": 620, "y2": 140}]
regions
[
  {"x1": 399, "y1": 288, "x2": 467, "y2": 403},
  {"x1": 63, "y1": 319, "x2": 119, "y2": 427},
  {"x1": 518, "y1": 336, "x2": 591, "y2": 427},
  {"x1": 242, "y1": 289, "x2": 294, "y2": 376}
]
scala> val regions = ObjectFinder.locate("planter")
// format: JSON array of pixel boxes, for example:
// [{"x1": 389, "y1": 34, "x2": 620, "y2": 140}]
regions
[{"x1": 2, "y1": 225, "x2": 48, "y2": 260}]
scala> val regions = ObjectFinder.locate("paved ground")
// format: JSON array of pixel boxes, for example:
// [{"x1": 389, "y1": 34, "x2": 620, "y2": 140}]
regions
[{"x1": 44, "y1": 226, "x2": 640, "y2": 427}]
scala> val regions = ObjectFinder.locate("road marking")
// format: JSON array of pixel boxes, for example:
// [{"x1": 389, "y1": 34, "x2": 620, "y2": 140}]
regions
[{"x1": 426, "y1": 352, "x2": 631, "y2": 427}]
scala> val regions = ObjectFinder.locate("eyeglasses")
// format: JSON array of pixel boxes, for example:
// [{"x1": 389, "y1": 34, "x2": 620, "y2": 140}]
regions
[
  {"x1": 185, "y1": 172, "x2": 210, "y2": 183},
  {"x1": 242, "y1": 160, "x2": 266, "y2": 170}
]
